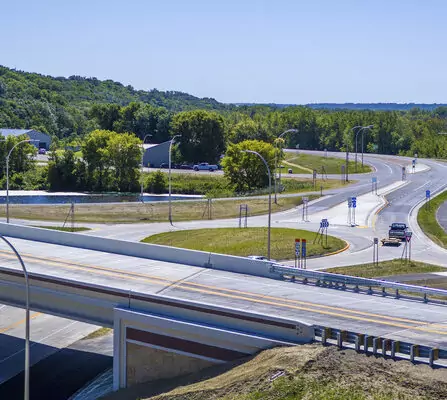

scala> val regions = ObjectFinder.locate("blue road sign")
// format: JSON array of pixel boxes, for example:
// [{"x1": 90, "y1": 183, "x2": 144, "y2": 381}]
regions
[
  {"x1": 372, "y1": 177, "x2": 377, "y2": 183},
  {"x1": 426, "y1": 190, "x2": 431, "y2": 198},
  {"x1": 352, "y1": 196, "x2": 357, "y2": 208},
  {"x1": 302, "y1": 240, "x2": 307, "y2": 257},
  {"x1": 295, "y1": 239, "x2": 300, "y2": 256},
  {"x1": 320, "y1": 218, "x2": 329, "y2": 228}
]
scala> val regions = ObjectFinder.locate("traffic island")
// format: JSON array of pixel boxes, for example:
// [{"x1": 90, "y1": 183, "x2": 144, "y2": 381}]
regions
[
  {"x1": 417, "y1": 189, "x2": 447, "y2": 249},
  {"x1": 141, "y1": 228, "x2": 347, "y2": 260}
]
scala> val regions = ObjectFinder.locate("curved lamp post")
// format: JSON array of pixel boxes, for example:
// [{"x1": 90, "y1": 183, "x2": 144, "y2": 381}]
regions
[
  {"x1": 274, "y1": 129, "x2": 298, "y2": 204},
  {"x1": 0, "y1": 234, "x2": 30, "y2": 400},
  {"x1": 6, "y1": 139, "x2": 39, "y2": 223},
  {"x1": 346, "y1": 126, "x2": 362, "y2": 182},
  {"x1": 140, "y1": 134, "x2": 152, "y2": 201},
  {"x1": 168, "y1": 135, "x2": 180, "y2": 225},
  {"x1": 242, "y1": 149, "x2": 272, "y2": 260},
  {"x1": 354, "y1": 125, "x2": 373, "y2": 171}
]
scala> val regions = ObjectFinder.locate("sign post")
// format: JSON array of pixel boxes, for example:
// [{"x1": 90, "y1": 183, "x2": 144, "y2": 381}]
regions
[
  {"x1": 295, "y1": 239, "x2": 300, "y2": 268},
  {"x1": 341, "y1": 165, "x2": 346, "y2": 184},
  {"x1": 373, "y1": 237, "x2": 379, "y2": 267},
  {"x1": 351, "y1": 196, "x2": 357, "y2": 226},
  {"x1": 402, "y1": 166, "x2": 406, "y2": 181},
  {"x1": 302, "y1": 197, "x2": 309, "y2": 221},
  {"x1": 302, "y1": 239, "x2": 307, "y2": 269},
  {"x1": 426, "y1": 190, "x2": 431, "y2": 210},
  {"x1": 371, "y1": 177, "x2": 378, "y2": 195},
  {"x1": 239, "y1": 204, "x2": 248, "y2": 228},
  {"x1": 312, "y1": 169, "x2": 317, "y2": 188},
  {"x1": 347, "y1": 197, "x2": 352, "y2": 225}
]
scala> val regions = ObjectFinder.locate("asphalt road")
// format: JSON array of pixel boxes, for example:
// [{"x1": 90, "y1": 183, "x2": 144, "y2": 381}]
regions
[{"x1": 1, "y1": 150, "x2": 447, "y2": 395}]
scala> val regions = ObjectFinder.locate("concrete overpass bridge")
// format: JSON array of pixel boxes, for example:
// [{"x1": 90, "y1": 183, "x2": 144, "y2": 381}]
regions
[{"x1": 0, "y1": 223, "x2": 447, "y2": 391}]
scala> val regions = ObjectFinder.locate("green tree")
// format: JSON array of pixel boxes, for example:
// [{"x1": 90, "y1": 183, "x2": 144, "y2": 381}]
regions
[
  {"x1": 146, "y1": 170, "x2": 167, "y2": 194},
  {"x1": 221, "y1": 140, "x2": 276, "y2": 193},
  {"x1": 171, "y1": 110, "x2": 226, "y2": 163}
]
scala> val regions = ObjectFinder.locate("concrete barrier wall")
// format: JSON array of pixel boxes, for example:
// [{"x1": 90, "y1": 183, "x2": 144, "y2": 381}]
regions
[{"x1": 0, "y1": 223, "x2": 276, "y2": 278}]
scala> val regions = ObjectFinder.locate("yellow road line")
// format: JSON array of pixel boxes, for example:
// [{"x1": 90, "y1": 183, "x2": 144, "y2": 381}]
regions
[
  {"x1": 1, "y1": 249, "x2": 446, "y2": 334},
  {"x1": 0, "y1": 313, "x2": 41, "y2": 334}
]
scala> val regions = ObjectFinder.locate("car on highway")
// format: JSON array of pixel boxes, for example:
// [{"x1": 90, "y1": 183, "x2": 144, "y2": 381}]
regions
[
  {"x1": 388, "y1": 222, "x2": 408, "y2": 241},
  {"x1": 193, "y1": 162, "x2": 219, "y2": 171}
]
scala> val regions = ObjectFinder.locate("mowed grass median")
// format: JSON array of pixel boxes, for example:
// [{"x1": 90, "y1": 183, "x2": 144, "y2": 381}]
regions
[
  {"x1": 417, "y1": 189, "x2": 447, "y2": 249},
  {"x1": 142, "y1": 227, "x2": 347, "y2": 260}
]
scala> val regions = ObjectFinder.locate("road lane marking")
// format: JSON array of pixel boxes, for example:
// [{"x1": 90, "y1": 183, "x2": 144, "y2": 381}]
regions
[
  {"x1": 1, "y1": 250, "x2": 447, "y2": 334},
  {"x1": 0, "y1": 312, "x2": 41, "y2": 335}
]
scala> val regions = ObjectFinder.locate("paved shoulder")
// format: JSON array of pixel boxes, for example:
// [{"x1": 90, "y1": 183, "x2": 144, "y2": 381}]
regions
[{"x1": 437, "y1": 200, "x2": 447, "y2": 233}]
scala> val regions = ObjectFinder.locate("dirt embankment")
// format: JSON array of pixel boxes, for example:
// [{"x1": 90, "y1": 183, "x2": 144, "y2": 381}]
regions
[{"x1": 103, "y1": 344, "x2": 447, "y2": 400}]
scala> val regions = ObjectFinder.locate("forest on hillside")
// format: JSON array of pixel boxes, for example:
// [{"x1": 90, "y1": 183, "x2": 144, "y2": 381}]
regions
[{"x1": 1, "y1": 66, "x2": 447, "y2": 159}]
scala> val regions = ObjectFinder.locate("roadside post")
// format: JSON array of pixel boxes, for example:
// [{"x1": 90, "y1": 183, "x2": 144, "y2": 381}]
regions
[
  {"x1": 402, "y1": 166, "x2": 406, "y2": 181},
  {"x1": 302, "y1": 197, "x2": 309, "y2": 221},
  {"x1": 407, "y1": 232, "x2": 413, "y2": 261},
  {"x1": 324, "y1": 148, "x2": 328, "y2": 158},
  {"x1": 322, "y1": 218, "x2": 329, "y2": 247},
  {"x1": 371, "y1": 177, "x2": 378, "y2": 195},
  {"x1": 347, "y1": 197, "x2": 352, "y2": 225},
  {"x1": 412, "y1": 159, "x2": 416, "y2": 173},
  {"x1": 295, "y1": 239, "x2": 301, "y2": 268},
  {"x1": 302, "y1": 239, "x2": 307, "y2": 269},
  {"x1": 373, "y1": 237, "x2": 379, "y2": 267},
  {"x1": 351, "y1": 196, "x2": 357, "y2": 226},
  {"x1": 426, "y1": 190, "x2": 431, "y2": 210},
  {"x1": 341, "y1": 165, "x2": 346, "y2": 184},
  {"x1": 62, "y1": 202, "x2": 75, "y2": 232},
  {"x1": 312, "y1": 169, "x2": 317, "y2": 188},
  {"x1": 238, "y1": 204, "x2": 248, "y2": 228}
]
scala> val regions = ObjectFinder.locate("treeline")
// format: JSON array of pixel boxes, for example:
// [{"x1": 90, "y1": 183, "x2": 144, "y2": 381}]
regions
[{"x1": 2, "y1": 66, "x2": 447, "y2": 160}]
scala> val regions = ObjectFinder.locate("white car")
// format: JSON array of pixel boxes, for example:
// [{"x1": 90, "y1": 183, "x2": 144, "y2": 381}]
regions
[{"x1": 193, "y1": 162, "x2": 218, "y2": 171}]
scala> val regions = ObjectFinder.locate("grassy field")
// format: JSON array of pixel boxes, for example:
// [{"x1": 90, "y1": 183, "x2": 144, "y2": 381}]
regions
[
  {"x1": 104, "y1": 345, "x2": 447, "y2": 400},
  {"x1": 2, "y1": 195, "x2": 317, "y2": 223},
  {"x1": 324, "y1": 259, "x2": 445, "y2": 279},
  {"x1": 284, "y1": 152, "x2": 372, "y2": 174},
  {"x1": 142, "y1": 227, "x2": 346, "y2": 260},
  {"x1": 417, "y1": 189, "x2": 447, "y2": 249},
  {"x1": 31, "y1": 225, "x2": 91, "y2": 232}
]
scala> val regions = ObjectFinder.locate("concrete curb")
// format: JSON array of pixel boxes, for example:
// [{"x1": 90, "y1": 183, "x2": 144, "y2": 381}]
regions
[{"x1": 321, "y1": 241, "x2": 350, "y2": 257}]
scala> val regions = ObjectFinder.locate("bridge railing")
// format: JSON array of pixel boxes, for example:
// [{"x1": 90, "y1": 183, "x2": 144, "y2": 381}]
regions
[
  {"x1": 314, "y1": 325, "x2": 447, "y2": 367},
  {"x1": 271, "y1": 265, "x2": 447, "y2": 303}
]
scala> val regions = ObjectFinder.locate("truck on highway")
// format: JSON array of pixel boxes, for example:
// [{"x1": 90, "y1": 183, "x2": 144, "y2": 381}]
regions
[
  {"x1": 193, "y1": 162, "x2": 219, "y2": 171},
  {"x1": 381, "y1": 222, "x2": 408, "y2": 246}
]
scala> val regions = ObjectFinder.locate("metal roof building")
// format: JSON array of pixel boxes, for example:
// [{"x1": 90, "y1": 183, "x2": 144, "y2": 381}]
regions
[
  {"x1": 0, "y1": 129, "x2": 52, "y2": 150},
  {"x1": 142, "y1": 141, "x2": 170, "y2": 167}
]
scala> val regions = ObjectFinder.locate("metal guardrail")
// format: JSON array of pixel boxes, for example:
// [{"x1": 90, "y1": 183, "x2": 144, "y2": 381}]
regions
[
  {"x1": 314, "y1": 325, "x2": 447, "y2": 367},
  {"x1": 272, "y1": 265, "x2": 447, "y2": 303}
]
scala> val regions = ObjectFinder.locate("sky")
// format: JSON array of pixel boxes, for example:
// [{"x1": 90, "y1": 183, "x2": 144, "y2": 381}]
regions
[{"x1": 1, "y1": 0, "x2": 447, "y2": 104}]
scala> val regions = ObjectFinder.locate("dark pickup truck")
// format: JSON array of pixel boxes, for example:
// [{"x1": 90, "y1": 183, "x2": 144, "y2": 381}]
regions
[{"x1": 388, "y1": 223, "x2": 408, "y2": 241}]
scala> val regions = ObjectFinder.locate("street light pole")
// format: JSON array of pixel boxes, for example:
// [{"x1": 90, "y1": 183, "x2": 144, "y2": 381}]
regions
[
  {"x1": 242, "y1": 149, "x2": 272, "y2": 260},
  {"x1": 360, "y1": 125, "x2": 373, "y2": 167},
  {"x1": 0, "y1": 235, "x2": 30, "y2": 400},
  {"x1": 140, "y1": 134, "x2": 152, "y2": 201},
  {"x1": 168, "y1": 135, "x2": 180, "y2": 225},
  {"x1": 274, "y1": 129, "x2": 298, "y2": 204},
  {"x1": 6, "y1": 139, "x2": 38, "y2": 223},
  {"x1": 347, "y1": 126, "x2": 362, "y2": 181}
]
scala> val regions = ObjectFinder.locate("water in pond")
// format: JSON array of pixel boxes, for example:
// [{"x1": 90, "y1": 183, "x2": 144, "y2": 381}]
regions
[{"x1": 0, "y1": 194, "x2": 202, "y2": 205}]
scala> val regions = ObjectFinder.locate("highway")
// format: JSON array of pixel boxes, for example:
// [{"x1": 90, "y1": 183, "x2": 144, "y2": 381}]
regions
[{"x1": 1, "y1": 150, "x2": 447, "y2": 396}]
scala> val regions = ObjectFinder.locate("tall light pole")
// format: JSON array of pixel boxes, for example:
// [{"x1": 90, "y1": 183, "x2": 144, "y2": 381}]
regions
[
  {"x1": 354, "y1": 125, "x2": 373, "y2": 171},
  {"x1": 140, "y1": 134, "x2": 152, "y2": 201},
  {"x1": 274, "y1": 129, "x2": 298, "y2": 204},
  {"x1": 242, "y1": 149, "x2": 272, "y2": 260},
  {"x1": 6, "y1": 139, "x2": 38, "y2": 223},
  {"x1": 168, "y1": 135, "x2": 180, "y2": 225},
  {"x1": 346, "y1": 126, "x2": 362, "y2": 181},
  {"x1": 0, "y1": 234, "x2": 31, "y2": 400}
]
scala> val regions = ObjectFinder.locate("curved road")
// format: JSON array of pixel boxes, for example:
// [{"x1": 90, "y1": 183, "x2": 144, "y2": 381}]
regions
[{"x1": 437, "y1": 201, "x2": 447, "y2": 233}]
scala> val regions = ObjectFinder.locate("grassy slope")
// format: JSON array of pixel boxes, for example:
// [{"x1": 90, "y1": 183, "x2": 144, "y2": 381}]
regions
[
  {"x1": 417, "y1": 189, "x2": 447, "y2": 248},
  {"x1": 324, "y1": 259, "x2": 445, "y2": 279},
  {"x1": 103, "y1": 345, "x2": 447, "y2": 400},
  {"x1": 142, "y1": 227, "x2": 346, "y2": 260},
  {"x1": 285, "y1": 153, "x2": 372, "y2": 174}
]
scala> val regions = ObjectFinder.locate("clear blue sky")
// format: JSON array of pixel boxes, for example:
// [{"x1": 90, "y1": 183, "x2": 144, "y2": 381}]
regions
[{"x1": 2, "y1": 0, "x2": 446, "y2": 104}]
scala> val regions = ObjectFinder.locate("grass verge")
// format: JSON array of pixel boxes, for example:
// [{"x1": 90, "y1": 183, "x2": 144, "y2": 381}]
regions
[
  {"x1": 142, "y1": 227, "x2": 346, "y2": 260},
  {"x1": 2, "y1": 195, "x2": 317, "y2": 223},
  {"x1": 82, "y1": 327, "x2": 112, "y2": 340},
  {"x1": 285, "y1": 152, "x2": 372, "y2": 174},
  {"x1": 31, "y1": 225, "x2": 91, "y2": 232},
  {"x1": 324, "y1": 259, "x2": 445, "y2": 279},
  {"x1": 417, "y1": 189, "x2": 447, "y2": 248}
]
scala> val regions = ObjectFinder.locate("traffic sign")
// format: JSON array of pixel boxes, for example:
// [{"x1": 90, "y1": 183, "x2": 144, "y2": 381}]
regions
[
  {"x1": 302, "y1": 196, "x2": 309, "y2": 203},
  {"x1": 372, "y1": 177, "x2": 377, "y2": 183},
  {"x1": 295, "y1": 239, "x2": 300, "y2": 256},
  {"x1": 352, "y1": 196, "x2": 357, "y2": 208},
  {"x1": 426, "y1": 190, "x2": 431, "y2": 198},
  {"x1": 302, "y1": 239, "x2": 307, "y2": 257},
  {"x1": 373, "y1": 238, "x2": 378, "y2": 244},
  {"x1": 406, "y1": 232, "x2": 413, "y2": 242},
  {"x1": 320, "y1": 218, "x2": 329, "y2": 228}
]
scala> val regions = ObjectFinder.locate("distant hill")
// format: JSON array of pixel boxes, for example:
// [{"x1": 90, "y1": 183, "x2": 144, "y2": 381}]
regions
[{"x1": 235, "y1": 102, "x2": 447, "y2": 111}]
